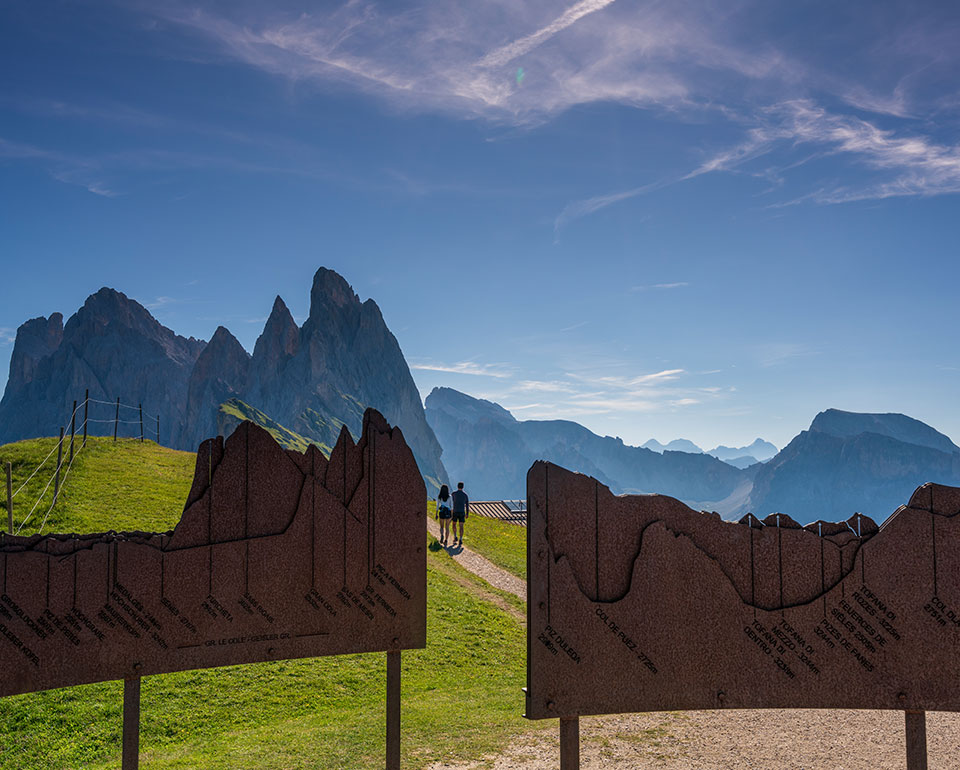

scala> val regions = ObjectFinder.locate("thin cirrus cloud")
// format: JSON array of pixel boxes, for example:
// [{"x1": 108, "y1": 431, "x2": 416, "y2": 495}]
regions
[
  {"x1": 555, "y1": 98, "x2": 960, "y2": 229},
  {"x1": 409, "y1": 360, "x2": 513, "y2": 378},
  {"x1": 630, "y1": 282, "x2": 689, "y2": 292},
  {"x1": 153, "y1": 0, "x2": 764, "y2": 123}
]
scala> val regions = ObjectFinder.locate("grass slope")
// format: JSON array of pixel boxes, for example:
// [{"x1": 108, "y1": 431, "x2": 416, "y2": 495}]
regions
[
  {"x1": 218, "y1": 399, "x2": 328, "y2": 456},
  {"x1": 0, "y1": 437, "x2": 537, "y2": 769},
  {"x1": 1, "y1": 436, "x2": 195, "y2": 535}
]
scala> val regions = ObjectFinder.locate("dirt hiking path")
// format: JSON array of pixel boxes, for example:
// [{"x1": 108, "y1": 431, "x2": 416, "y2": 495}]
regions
[{"x1": 426, "y1": 516, "x2": 525, "y2": 600}]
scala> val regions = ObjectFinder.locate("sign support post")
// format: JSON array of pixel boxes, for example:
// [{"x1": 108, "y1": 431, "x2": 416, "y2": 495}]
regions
[
  {"x1": 559, "y1": 716, "x2": 579, "y2": 770},
  {"x1": 123, "y1": 676, "x2": 140, "y2": 770},
  {"x1": 905, "y1": 710, "x2": 927, "y2": 770},
  {"x1": 386, "y1": 650, "x2": 401, "y2": 770}
]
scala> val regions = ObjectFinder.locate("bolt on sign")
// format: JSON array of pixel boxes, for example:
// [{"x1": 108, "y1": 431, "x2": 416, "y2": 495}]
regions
[
  {"x1": 525, "y1": 461, "x2": 960, "y2": 766},
  {"x1": 0, "y1": 409, "x2": 425, "y2": 697}
]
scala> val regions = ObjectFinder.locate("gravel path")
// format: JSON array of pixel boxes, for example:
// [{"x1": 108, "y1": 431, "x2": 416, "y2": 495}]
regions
[
  {"x1": 426, "y1": 516, "x2": 526, "y2": 601},
  {"x1": 427, "y1": 709, "x2": 960, "y2": 769}
]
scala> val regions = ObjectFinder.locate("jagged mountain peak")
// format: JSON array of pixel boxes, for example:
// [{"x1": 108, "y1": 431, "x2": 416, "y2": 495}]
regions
[
  {"x1": 253, "y1": 296, "x2": 299, "y2": 362},
  {"x1": 206, "y1": 326, "x2": 249, "y2": 358},
  {"x1": 309, "y1": 267, "x2": 361, "y2": 318}
]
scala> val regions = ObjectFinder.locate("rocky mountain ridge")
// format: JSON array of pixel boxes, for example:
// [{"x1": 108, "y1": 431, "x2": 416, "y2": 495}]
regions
[{"x1": 0, "y1": 268, "x2": 447, "y2": 490}]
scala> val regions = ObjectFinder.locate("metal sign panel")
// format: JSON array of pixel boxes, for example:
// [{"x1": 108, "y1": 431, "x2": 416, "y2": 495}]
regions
[
  {"x1": 526, "y1": 460, "x2": 960, "y2": 719},
  {"x1": 0, "y1": 410, "x2": 426, "y2": 697}
]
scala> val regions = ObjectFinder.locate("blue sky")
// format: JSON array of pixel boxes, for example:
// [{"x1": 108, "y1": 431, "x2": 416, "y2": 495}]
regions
[{"x1": 1, "y1": 0, "x2": 959, "y2": 450}]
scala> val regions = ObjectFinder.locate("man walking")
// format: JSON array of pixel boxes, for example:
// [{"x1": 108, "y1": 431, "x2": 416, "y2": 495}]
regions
[{"x1": 451, "y1": 481, "x2": 469, "y2": 547}]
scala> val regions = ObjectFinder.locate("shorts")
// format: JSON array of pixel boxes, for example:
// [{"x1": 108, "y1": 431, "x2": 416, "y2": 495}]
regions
[
  {"x1": 452, "y1": 511, "x2": 466, "y2": 523},
  {"x1": 438, "y1": 509, "x2": 452, "y2": 520}
]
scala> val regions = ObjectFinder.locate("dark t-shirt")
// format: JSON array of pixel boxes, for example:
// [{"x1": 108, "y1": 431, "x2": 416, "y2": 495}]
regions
[{"x1": 451, "y1": 489, "x2": 469, "y2": 514}]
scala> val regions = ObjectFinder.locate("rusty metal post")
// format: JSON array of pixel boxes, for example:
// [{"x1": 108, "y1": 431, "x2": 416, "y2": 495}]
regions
[
  {"x1": 905, "y1": 710, "x2": 927, "y2": 770},
  {"x1": 560, "y1": 716, "x2": 579, "y2": 770},
  {"x1": 5, "y1": 462, "x2": 11, "y2": 533},
  {"x1": 53, "y1": 427, "x2": 64, "y2": 505},
  {"x1": 69, "y1": 400, "x2": 76, "y2": 462},
  {"x1": 123, "y1": 676, "x2": 141, "y2": 770},
  {"x1": 386, "y1": 650, "x2": 401, "y2": 770},
  {"x1": 82, "y1": 389, "x2": 88, "y2": 447}
]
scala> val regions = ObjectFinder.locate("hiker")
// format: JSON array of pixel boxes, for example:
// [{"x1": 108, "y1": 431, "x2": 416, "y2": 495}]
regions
[
  {"x1": 451, "y1": 481, "x2": 469, "y2": 546},
  {"x1": 436, "y1": 484, "x2": 452, "y2": 545}
]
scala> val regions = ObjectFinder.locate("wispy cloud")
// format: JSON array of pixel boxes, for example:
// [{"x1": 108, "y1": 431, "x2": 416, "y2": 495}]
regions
[
  {"x1": 558, "y1": 97, "x2": 960, "y2": 228},
  {"x1": 410, "y1": 360, "x2": 513, "y2": 378},
  {"x1": 152, "y1": 1, "x2": 773, "y2": 125},
  {"x1": 476, "y1": 0, "x2": 618, "y2": 69},
  {"x1": 515, "y1": 379, "x2": 577, "y2": 394},
  {"x1": 130, "y1": 2, "x2": 960, "y2": 225},
  {"x1": 630, "y1": 282, "x2": 689, "y2": 291},
  {"x1": 0, "y1": 328, "x2": 16, "y2": 346},
  {"x1": 145, "y1": 296, "x2": 182, "y2": 310},
  {"x1": 755, "y1": 342, "x2": 818, "y2": 368}
]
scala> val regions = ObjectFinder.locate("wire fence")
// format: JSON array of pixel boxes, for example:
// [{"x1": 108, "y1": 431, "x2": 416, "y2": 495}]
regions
[{"x1": 2, "y1": 391, "x2": 162, "y2": 537}]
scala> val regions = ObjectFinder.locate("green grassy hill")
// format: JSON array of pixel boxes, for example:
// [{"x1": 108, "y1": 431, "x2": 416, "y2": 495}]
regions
[{"x1": 0, "y1": 436, "x2": 536, "y2": 769}]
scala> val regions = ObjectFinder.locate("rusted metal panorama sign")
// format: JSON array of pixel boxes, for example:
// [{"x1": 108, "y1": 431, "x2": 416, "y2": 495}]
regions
[
  {"x1": 0, "y1": 410, "x2": 426, "y2": 697},
  {"x1": 525, "y1": 461, "x2": 960, "y2": 719}
]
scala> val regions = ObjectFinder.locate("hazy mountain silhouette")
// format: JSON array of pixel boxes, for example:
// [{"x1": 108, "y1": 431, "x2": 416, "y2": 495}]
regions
[
  {"x1": 641, "y1": 438, "x2": 704, "y2": 454},
  {"x1": 707, "y1": 438, "x2": 778, "y2": 464},
  {"x1": 425, "y1": 386, "x2": 747, "y2": 506}
]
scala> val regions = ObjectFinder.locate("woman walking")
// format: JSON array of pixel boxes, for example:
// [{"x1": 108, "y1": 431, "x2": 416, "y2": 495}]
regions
[{"x1": 436, "y1": 484, "x2": 452, "y2": 545}]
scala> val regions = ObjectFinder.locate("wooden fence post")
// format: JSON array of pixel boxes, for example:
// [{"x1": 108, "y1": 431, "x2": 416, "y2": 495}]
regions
[
  {"x1": 83, "y1": 389, "x2": 89, "y2": 447},
  {"x1": 53, "y1": 427, "x2": 64, "y2": 505},
  {"x1": 156, "y1": 415, "x2": 160, "y2": 445},
  {"x1": 139, "y1": 404, "x2": 144, "y2": 443},
  {"x1": 69, "y1": 400, "x2": 77, "y2": 463},
  {"x1": 114, "y1": 397, "x2": 120, "y2": 442},
  {"x1": 5, "y1": 462, "x2": 11, "y2": 533}
]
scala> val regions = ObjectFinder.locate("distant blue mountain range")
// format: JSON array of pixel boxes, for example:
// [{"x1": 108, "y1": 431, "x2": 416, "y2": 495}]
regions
[{"x1": 426, "y1": 390, "x2": 960, "y2": 524}]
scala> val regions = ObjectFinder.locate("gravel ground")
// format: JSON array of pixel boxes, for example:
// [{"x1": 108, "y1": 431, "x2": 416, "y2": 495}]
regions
[{"x1": 427, "y1": 709, "x2": 960, "y2": 769}]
